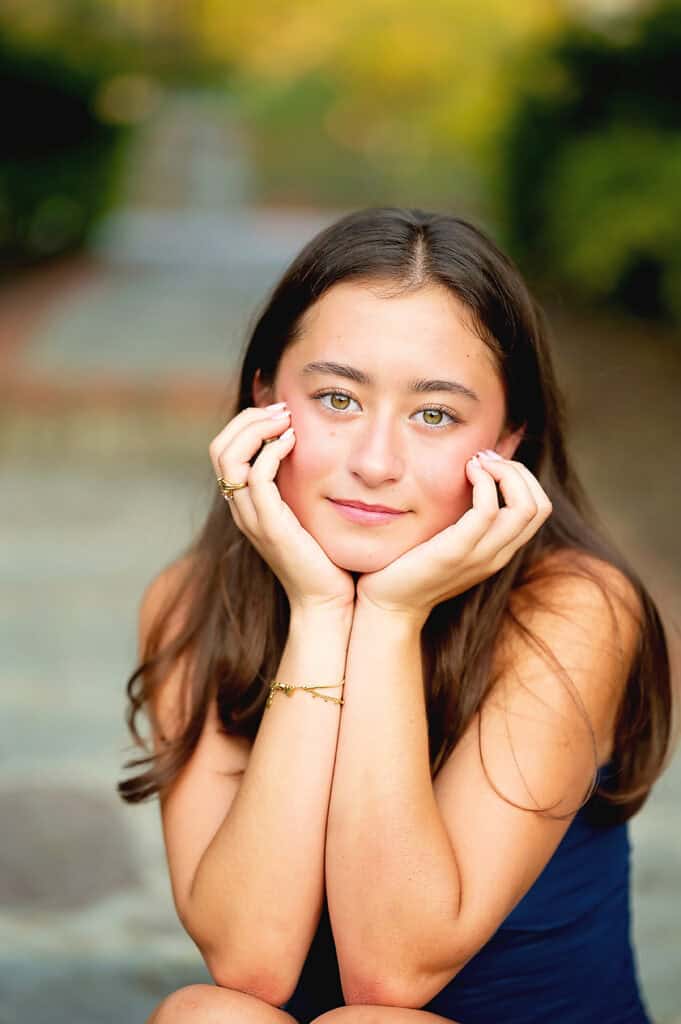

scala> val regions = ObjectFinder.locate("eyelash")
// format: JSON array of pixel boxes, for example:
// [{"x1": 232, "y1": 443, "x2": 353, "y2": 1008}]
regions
[{"x1": 312, "y1": 388, "x2": 462, "y2": 429}]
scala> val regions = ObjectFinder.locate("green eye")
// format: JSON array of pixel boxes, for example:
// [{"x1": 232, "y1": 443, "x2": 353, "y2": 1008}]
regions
[
  {"x1": 423, "y1": 409, "x2": 444, "y2": 425},
  {"x1": 315, "y1": 390, "x2": 459, "y2": 428},
  {"x1": 316, "y1": 390, "x2": 357, "y2": 413}
]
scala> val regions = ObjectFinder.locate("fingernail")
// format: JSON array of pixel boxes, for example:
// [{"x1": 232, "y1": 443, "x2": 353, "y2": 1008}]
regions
[
  {"x1": 265, "y1": 401, "x2": 287, "y2": 411},
  {"x1": 479, "y1": 449, "x2": 503, "y2": 460},
  {"x1": 269, "y1": 409, "x2": 291, "y2": 420},
  {"x1": 280, "y1": 427, "x2": 295, "y2": 441},
  {"x1": 468, "y1": 455, "x2": 480, "y2": 467}
]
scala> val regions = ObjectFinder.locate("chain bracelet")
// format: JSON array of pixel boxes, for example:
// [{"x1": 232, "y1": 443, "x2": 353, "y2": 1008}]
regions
[{"x1": 266, "y1": 679, "x2": 345, "y2": 708}]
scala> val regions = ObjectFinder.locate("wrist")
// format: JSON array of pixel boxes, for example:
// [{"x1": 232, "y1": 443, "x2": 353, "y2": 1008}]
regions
[
  {"x1": 353, "y1": 594, "x2": 427, "y2": 634},
  {"x1": 289, "y1": 601, "x2": 354, "y2": 635},
  {"x1": 282, "y1": 605, "x2": 352, "y2": 694}
]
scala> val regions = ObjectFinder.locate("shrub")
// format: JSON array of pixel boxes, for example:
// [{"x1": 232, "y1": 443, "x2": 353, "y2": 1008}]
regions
[
  {"x1": 0, "y1": 34, "x2": 128, "y2": 270},
  {"x1": 497, "y1": 0, "x2": 681, "y2": 322}
]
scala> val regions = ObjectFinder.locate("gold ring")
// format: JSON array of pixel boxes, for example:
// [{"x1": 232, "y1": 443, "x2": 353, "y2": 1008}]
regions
[{"x1": 217, "y1": 477, "x2": 248, "y2": 501}]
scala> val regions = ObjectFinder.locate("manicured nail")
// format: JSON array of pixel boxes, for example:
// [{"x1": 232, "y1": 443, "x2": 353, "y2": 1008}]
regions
[
  {"x1": 265, "y1": 401, "x2": 287, "y2": 411},
  {"x1": 280, "y1": 427, "x2": 295, "y2": 441},
  {"x1": 479, "y1": 449, "x2": 503, "y2": 460},
  {"x1": 269, "y1": 409, "x2": 290, "y2": 420}
]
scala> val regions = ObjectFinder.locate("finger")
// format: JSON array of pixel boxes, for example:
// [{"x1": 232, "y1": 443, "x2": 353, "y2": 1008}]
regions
[
  {"x1": 426, "y1": 454, "x2": 500, "y2": 557},
  {"x1": 506, "y1": 459, "x2": 553, "y2": 519},
  {"x1": 217, "y1": 413, "x2": 291, "y2": 536},
  {"x1": 215, "y1": 407, "x2": 291, "y2": 489},
  {"x1": 209, "y1": 401, "x2": 288, "y2": 481},
  {"x1": 490, "y1": 459, "x2": 553, "y2": 560},
  {"x1": 247, "y1": 426, "x2": 297, "y2": 532},
  {"x1": 476, "y1": 453, "x2": 549, "y2": 553},
  {"x1": 468, "y1": 453, "x2": 502, "y2": 523},
  {"x1": 223, "y1": 426, "x2": 297, "y2": 562},
  {"x1": 479, "y1": 453, "x2": 537, "y2": 515},
  {"x1": 489, "y1": 456, "x2": 552, "y2": 532},
  {"x1": 223, "y1": 485, "x2": 253, "y2": 538},
  {"x1": 208, "y1": 403, "x2": 288, "y2": 478}
]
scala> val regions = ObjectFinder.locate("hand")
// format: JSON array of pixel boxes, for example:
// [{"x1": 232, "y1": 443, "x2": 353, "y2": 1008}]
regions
[
  {"x1": 209, "y1": 403, "x2": 356, "y2": 614},
  {"x1": 355, "y1": 451, "x2": 552, "y2": 626}
]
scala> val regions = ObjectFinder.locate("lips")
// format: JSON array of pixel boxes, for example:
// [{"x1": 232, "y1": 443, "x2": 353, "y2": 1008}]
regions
[
  {"x1": 327, "y1": 498, "x2": 407, "y2": 526},
  {"x1": 331, "y1": 499, "x2": 406, "y2": 514}
]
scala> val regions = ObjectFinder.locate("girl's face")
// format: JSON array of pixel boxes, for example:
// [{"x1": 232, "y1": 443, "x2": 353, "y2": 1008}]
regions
[{"x1": 254, "y1": 279, "x2": 523, "y2": 573}]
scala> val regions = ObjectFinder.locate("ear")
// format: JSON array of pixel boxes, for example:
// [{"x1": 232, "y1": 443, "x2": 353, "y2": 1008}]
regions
[
  {"x1": 494, "y1": 423, "x2": 525, "y2": 461},
  {"x1": 252, "y1": 368, "x2": 275, "y2": 409}
]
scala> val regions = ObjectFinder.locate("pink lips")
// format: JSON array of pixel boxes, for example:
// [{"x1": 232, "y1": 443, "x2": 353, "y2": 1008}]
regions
[
  {"x1": 335, "y1": 498, "x2": 405, "y2": 513},
  {"x1": 328, "y1": 498, "x2": 407, "y2": 525}
]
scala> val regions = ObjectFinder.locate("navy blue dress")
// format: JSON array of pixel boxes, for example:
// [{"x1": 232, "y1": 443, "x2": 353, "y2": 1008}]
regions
[{"x1": 282, "y1": 762, "x2": 652, "y2": 1024}]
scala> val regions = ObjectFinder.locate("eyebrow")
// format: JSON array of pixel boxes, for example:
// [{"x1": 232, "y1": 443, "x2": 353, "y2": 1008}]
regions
[{"x1": 300, "y1": 361, "x2": 480, "y2": 402}]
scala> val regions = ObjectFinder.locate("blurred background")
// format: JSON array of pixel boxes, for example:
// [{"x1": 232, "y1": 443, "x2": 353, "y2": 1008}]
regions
[{"x1": 1, "y1": 0, "x2": 680, "y2": 1021}]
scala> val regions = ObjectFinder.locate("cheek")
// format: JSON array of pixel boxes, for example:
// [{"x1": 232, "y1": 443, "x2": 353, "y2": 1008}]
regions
[
  {"x1": 413, "y1": 451, "x2": 473, "y2": 533},
  {"x1": 414, "y1": 415, "x2": 504, "y2": 534},
  {"x1": 275, "y1": 407, "x2": 337, "y2": 508}
]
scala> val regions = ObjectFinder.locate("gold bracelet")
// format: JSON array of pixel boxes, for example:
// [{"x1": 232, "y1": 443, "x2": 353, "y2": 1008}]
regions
[{"x1": 266, "y1": 679, "x2": 345, "y2": 708}]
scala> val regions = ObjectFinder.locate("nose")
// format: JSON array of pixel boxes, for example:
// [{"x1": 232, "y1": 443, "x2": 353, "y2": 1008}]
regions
[{"x1": 346, "y1": 413, "x2": 404, "y2": 487}]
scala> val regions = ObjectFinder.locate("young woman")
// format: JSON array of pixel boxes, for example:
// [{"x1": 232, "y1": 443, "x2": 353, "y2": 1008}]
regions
[{"x1": 119, "y1": 208, "x2": 674, "y2": 1024}]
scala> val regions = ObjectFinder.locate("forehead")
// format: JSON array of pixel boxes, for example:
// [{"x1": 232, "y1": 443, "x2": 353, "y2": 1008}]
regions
[{"x1": 281, "y1": 279, "x2": 500, "y2": 385}]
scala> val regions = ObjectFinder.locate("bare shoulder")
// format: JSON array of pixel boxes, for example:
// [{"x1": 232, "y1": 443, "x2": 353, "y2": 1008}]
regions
[
  {"x1": 138, "y1": 560, "x2": 254, "y2": 928},
  {"x1": 138, "y1": 555, "x2": 196, "y2": 748},
  {"x1": 428, "y1": 551, "x2": 648, "y2": 982},
  {"x1": 511, "y1": 546, "x2": 644, "y2": 657},
  {"x1": 139, "y1": 553, "x2": 252, "y2": 770},
  {"x1": 138, "y1": 555, "x2": 194, "y2": 646},
  {"x1": 488, "y1": 547, "x2": 644, "y2": 774}
]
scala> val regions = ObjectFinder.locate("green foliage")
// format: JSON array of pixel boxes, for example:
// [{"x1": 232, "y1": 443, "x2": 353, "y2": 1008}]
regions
[
  {"x1": 544, "y1": 129, "x2": 681, "y2": 320},
  {"x1": 232, "y1": 71, "x2": 480, "y2": 210},
  {"x1": 497, "y1": 0, "x2": 681, "y2": 322},
  {"x1": 0, "y1": 33, "x2": 129, "y2": 269},
  {"x1": 219, "y1": 0, "x2": 563, "y2": 214}
]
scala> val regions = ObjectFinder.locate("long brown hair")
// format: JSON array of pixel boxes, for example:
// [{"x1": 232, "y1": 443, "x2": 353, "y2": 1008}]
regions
[{"x1": 117, "y1": 207, "x2": 675, "y2": 823}]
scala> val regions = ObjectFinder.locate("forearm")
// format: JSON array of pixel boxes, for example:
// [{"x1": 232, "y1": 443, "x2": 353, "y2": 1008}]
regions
[
  {"x1": 188, "y1": 604, "x2": 352, "y2": 998},
  {"x1": 325, "y1": 600, "x2": 461, "y2": 1002}
]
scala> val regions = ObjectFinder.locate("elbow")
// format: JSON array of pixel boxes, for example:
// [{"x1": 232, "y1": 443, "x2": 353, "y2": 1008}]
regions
[
  {"x1": 181, "y1": 910, "x2": 294, "y2": 1006},
  {"x1": 343, "y1": 977, "x2": 409, "y2": 1008},
  {"x1": 206, "y1": 954, "x2": 292, "y2": 1003},
  {"x1": 343, "y1": 972, "x2": 434, "y2": 1009},
  {"x1": 341, "y1": 947, "x2": 471, "y2": 1009},
  {"x1": 206, "y1": 950, "x2": 293, "y2": 1007},
  {"x1": 340, "y1": 960, "x2": 414, "y2": 1008},
  {"x1": 343, "y1": 970, "x2": 464, "y2": 1011}
]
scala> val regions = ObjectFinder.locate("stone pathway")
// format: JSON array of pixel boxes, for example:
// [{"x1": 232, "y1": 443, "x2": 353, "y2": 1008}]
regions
[{"x1": 1, "y1": 88, "x2": 679, "y2": 1023}]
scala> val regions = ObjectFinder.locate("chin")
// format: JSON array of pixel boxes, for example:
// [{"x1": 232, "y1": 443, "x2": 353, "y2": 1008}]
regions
[{"x1": 319, "y1": 536, "x2": 403, "y2": 574}]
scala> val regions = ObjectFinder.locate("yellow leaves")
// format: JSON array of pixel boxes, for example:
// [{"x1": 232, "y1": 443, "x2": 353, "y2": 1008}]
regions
[
  {"x1": 200, "y1": 0, "x2": 566, "y2": 159},
  {"x1": 196, "y1": 1, "x2": 354, "y2": 79},
  {"x1": 194, "y1": 0, "x2": 563, "y2": 92},
  {"x1": 3, "y1": 0, "x2": 570, "y2": 199},
  {"x1": 9, "y1": 0, "x2": 566, "y2": 159}
]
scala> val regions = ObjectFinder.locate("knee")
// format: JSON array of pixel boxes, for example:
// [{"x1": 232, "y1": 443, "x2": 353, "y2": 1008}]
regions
[
  {"x1": 310, "y1": 1009, "x2": 461, "y2": 1024},
  {"x1": 147, "y1": 984, "x2": 219, "y2": 1023},
  {"x1": 312, "y1": 1009, "x2": 382, "y2": 1024},
  {"x1": 147, "y1": 983, "x2": 297, "y2": 1024}
]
